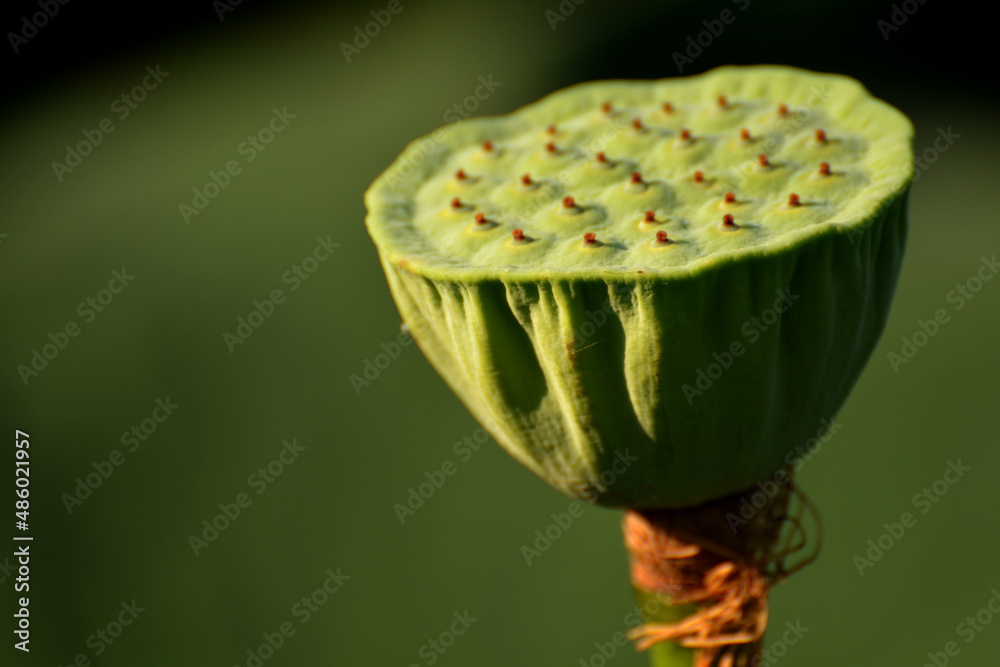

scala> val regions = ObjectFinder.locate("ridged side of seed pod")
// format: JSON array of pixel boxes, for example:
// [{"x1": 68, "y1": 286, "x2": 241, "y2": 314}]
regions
[{"x1": 378, "y1": 186, "x2": 907, "y2": 508}]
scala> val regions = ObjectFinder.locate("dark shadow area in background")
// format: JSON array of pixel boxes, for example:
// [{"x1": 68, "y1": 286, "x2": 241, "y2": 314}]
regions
[{"x1": 2, "y1": 0, "x2": 994, "y2": 111}]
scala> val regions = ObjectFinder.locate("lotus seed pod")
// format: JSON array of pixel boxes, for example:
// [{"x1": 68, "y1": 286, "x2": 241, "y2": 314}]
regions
[{"x1": 365, "y1": 65, "x2": 913, "y2": 509}]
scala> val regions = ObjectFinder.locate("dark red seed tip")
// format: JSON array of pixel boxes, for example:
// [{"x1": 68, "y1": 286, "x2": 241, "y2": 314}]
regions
[
  {"x1": 815, "y1": 129, "x2": 827, "y2": 143},
  {"x1": 474, "y1": 212, "x2": 487, "y2": 224},
  {"x1": 583, "y1": 232, "x2": 597, "y2": 244},
  {"x1": 724, "y1": 192, "x2": 736, "y2": 203},
  {"x1": 631, "y1": 171, "x2": 643, "y2": 184},
  {"x1": 717, "y1": 95, "x2": 728, "y2": 107},
  {"x1": 656, "y1": 230, "x2": 669, "y2": 243},
  {"x1": 546, "y1": 124, "x2": 557, "y2": 135},
  {"x1": 644, "y1": 210, "x2": 656, "y2": 222},
  {"x1": 662, "y1": 102, "x2": 674, "y2": 113},
  {"x1": 632, "y1": 118, "x2": 644, "y2": 130},
  {"x1": 778, "y1": 103, "x2": 789, "y2": 116},
  {"x1": 788, "y1": 193, "x2": 801, "y2": 206},
  {"x1": 521, "y1": 174, "x2": 533, "y2": 185},
  {"x1": 563, "y1": 196, "x2": 575, "y2": 208},
  {"x1": 482, "y1": 140, "x2": 493, "y2": 151},
  {"x1": 450, "y1": 197, "x2": 462, "y2": 209},
  {"x1": 758, "y1": 154, "x2": 770, "y2": 167},
  {"x1": 693, "y1": 170, "x2": 705, "y2": 183},
  {"x1": 512, "y1": 228, "x2": 525, "y2": 241},
  {"x1": 819, "y1": 162, "x2": 831, "y2": 175},
  {"x1": 740, "y1": 128, "x2": 751, "y2": 140},
  {"x1": 680, "y1": 128, "x2": 692, "y2": 140},
  {"x1": 455, "y1": 168, "x2": 467, "y2": 180},
  {"x1": 545, "y1": 141, "x2": 557, "y2": 153},
  {"x1": 722, "y1": 214, "x2": 736, "y2": 227},
  {"x1": 596, "y1": 151, "x2": 608, "y2": 163},
  {"x1": 601, "y1": 101, "x2": 613, "y2": 113}
]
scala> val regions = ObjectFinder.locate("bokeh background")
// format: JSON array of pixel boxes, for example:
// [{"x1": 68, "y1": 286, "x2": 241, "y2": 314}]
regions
[{"x1": 3, "y1": 0, "x2": 998, "y2": 665}]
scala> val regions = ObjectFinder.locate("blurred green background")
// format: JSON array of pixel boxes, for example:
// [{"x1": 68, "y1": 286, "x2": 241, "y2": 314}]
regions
[{"x1": 2, "y1": 1, "x2": 998, "y2": 666}]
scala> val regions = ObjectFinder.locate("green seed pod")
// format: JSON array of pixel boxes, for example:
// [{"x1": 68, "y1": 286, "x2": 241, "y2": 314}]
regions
[{"x1": 365, "y1": 65, "x2": 912, "y2": 509}]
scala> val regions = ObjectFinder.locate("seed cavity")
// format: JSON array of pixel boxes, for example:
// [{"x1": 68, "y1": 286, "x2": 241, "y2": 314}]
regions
[
  {"x1": 652, "y1": 230, "x2": 672, "y2": 247},
  {"x1": 625, "y1": 171, "x2": 648, "y2": 194},
  {"x1": 472, "y1": 212, "x2": 497, "y2": 231},
  {"x1": 719, "y1": 213, "x2": 739, "y2": 231},
  {"x1": 560, "y1": 196, "x2": 582, "y2": 215},
  {"x1": 510, "y1": 228, "x2": 531, "y2": 245}
]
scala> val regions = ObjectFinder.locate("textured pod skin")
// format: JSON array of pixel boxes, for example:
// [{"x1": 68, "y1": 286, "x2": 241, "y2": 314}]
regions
[{"x1": 367, "y1": 66, "x2": 913, "y2": 509}]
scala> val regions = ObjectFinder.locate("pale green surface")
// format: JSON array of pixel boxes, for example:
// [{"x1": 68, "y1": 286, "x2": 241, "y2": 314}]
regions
[{"x1": 367, "y1": 66, "x2": 913, "y2": 280}]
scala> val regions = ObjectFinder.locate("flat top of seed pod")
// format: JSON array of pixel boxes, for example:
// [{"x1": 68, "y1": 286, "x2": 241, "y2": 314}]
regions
[{"x1": 365, "y1": 65, "x2": 913, "y2": 282}]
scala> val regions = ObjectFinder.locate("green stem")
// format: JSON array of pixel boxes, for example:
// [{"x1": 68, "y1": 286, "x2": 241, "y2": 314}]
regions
[{"x1": 631, "y1": 587, "x2": 698, "y2": 667}]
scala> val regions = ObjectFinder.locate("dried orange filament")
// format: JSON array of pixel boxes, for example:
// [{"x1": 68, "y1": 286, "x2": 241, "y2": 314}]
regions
[{"x1": 623, "y1": 481, "x2": 822, "y2": 667}]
